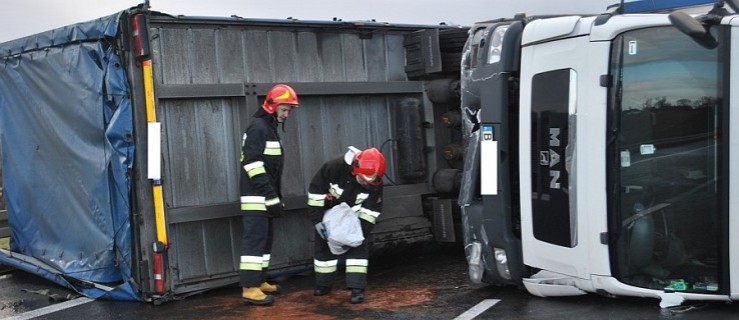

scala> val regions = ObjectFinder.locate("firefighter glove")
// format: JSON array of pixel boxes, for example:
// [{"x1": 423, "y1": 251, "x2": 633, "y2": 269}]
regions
[
  {"x1": 266, "y1": 203, "x2": 285, "y2": 218},
  {"x1": 360, "y1": 219, "x2": 374, "y2": 236},
  {"x1": 315, "y1": 222, "x2": 328, "y2": 240}
]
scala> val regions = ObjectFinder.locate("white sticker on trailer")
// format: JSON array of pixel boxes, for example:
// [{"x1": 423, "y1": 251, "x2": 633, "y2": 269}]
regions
[{"x1": 147, "y1": 122, "x2": 162, "y2": 180}]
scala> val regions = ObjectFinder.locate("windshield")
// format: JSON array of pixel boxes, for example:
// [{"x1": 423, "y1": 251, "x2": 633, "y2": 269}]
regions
[{"x1": 608, "y1": 25, "x2": 727, "y2": 294}]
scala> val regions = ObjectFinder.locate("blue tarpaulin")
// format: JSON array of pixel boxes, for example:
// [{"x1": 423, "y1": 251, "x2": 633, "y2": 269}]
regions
[{"x1": 0, "y1": 11, "x2": 139, "y2": 300}]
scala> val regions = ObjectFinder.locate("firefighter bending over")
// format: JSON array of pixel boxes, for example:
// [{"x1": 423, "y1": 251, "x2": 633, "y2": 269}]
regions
[{"x1": 307, "y1": 146, "x2": 385, "y2": 304}]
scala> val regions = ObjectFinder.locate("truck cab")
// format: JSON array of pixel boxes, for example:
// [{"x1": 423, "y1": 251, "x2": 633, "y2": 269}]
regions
[{"x1": 460, "y1": 0, "x2": 736, "y2": 307}]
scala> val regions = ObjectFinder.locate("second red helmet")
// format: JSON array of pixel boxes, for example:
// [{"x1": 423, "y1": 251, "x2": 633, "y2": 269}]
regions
[{"x1": 351, "y1": 148, "x2": 386, "y2": 186}]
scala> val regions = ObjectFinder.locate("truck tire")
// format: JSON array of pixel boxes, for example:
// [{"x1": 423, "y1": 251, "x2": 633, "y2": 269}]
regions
[
  {"x1": 432, "y1": 169, "x2": 461, "y2": 193},
  {"x1": 426, "y1": 78, "x2": 460, "y2": 104}
]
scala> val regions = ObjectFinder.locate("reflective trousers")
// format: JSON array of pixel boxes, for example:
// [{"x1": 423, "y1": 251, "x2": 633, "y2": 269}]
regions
[
  {"x1": 313, "y1": 234, "x2": 369, "y2": 289},
  {"x1": 239, "y1": 212, "x2": 273, "y2": 287}
]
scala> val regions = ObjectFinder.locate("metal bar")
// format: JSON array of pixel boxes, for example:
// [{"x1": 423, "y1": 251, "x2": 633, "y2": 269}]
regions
[
  {"x1": 148, "y1": 15, "x2": 453, "y2": 33},
  {"x1": 166, "y1": 194, "x2": 306, "y2": 224},
  {"x1": 383, "y1": 183, "x2": 431, "y2": 198},
  {"x1": 156, "y1": 81, "x2": 424, "y2": 99},
  {"x1": 252, "y1": 81, "x2": 424, "y2": 96},
  {"x1": 142, "y1": 58, "x2": 169, "y2": 248},
  {"x1": 166, "y1": 184, "x2": 429, "y2": 225},
  {"x1": 167, "y1": 204, "x2": 239, "y2": 224},
  {"x1": 157, "y1": 83, "x2": 245, "y2": 99}
]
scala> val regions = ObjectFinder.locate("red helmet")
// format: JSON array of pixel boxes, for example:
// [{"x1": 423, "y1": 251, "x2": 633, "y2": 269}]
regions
[
  {"x1": 351, "y1": 148, "x2": 386, "y2": 186},
  {"x1": 263, "y1": 84, "x2": 299, "y2": 114}
]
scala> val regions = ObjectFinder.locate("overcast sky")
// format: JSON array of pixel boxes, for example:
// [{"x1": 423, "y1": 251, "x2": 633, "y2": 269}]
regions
[{"x1": 0, "y1": 1, "x2": 619, "y2": 43}]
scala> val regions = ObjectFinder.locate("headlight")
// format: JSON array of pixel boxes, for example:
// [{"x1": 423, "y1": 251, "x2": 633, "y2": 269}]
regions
[
  {"x1": 486, "y1": 25, "x2": 509, "y2": 64},
  {"x1": 494, "y1": 247, "x2": 511, "y2": 280}
]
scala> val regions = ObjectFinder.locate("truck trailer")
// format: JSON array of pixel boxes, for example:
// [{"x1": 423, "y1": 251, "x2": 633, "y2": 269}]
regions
[
  {"x1": 0, "y1": 4, "x2": 468, "y2": 303},
  {"x1": 458, "y1": 0, "x2": 738, "y2": 308}
]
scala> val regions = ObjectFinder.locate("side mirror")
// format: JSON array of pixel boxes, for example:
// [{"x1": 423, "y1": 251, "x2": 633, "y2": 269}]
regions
[{"x1": 668, "y1": 11, "x2": 718, "y2": 49}]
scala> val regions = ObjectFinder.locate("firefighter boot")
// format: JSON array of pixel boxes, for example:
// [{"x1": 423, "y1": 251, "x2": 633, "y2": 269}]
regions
[
  {"x1": 350, "y1": 288, "x2": 364, "y2": 304},
  {"x1": 241, "y1": 287, "x2": 274, "y2": 305},
  {"x1": 259, "y1": 282, "x2": 281, "y2": 294},
  {"x1": 313, "y1": 286, "x2": 332, "y2": 296}
]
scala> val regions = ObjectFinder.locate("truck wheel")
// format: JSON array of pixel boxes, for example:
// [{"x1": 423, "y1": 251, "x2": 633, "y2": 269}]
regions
[
  {"x1": 432, "y1": 169, "x2": 461, "y2": 193},
  {"x1": 426, "y1": 78, "x2": 460, "y2": 104}
]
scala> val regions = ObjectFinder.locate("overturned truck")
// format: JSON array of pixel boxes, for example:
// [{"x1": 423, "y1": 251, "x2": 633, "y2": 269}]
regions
[
  {"x1": 457, "y1": 0, "x2": 739, "y2": 309},
  {"x1": 0, "y1": 4, "x2": 468, "y2": 303}
]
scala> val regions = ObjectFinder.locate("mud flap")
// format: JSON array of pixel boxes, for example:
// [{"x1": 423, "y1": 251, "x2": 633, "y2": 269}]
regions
[{"x1": 432, "y1": 198, "x2": 456, "y2": 242}]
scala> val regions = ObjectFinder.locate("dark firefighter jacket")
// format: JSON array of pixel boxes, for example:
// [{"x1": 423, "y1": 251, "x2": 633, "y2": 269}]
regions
[
  {"x1": 307, "y1": 155, "x2": 383, "y2": 234},
  {"x1": 239, "y1": 115, "x2": 283, "y2": 211}
]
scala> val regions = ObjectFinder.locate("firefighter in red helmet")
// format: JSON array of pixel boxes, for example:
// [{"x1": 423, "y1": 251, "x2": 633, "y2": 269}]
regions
[
  {"x1": 239, "y1": 84, "x2": 299, "y2": 305},
  {"x1": 307, "y1": 146, "x2": 385, "y2": 304}
]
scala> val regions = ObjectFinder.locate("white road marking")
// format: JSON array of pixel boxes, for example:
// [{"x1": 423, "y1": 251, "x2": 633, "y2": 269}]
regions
[
  {"x1": 5, "y1": 297, "x2": 94, "y2": 320},
  {"x1": 454, "y1": 299, "x2": 501, "y2": 320}
]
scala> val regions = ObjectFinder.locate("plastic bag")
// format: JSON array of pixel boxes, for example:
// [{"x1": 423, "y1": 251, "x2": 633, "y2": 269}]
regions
[{"x1": 322, "y1": 202, "x2": 365, "y2": 255}]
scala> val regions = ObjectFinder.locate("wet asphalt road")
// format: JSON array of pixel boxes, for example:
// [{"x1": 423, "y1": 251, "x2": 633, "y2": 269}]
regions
[{"x1": 4, "y1": 244, "x2": 739, "y2": 319}]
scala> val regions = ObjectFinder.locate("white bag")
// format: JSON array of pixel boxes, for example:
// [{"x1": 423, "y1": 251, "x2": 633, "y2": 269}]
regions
[{"x1": 322, "y1": 202, "x2": 365, "y2": 255}]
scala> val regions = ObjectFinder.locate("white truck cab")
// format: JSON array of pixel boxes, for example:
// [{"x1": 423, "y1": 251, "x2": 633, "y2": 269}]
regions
[{"x1": 460, "y1": 0, "x2": 737, "y2": 308}]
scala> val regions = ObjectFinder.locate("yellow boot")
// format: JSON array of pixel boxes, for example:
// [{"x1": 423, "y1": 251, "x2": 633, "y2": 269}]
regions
[
  {"x1": 259, "y1": 282, "x2": 281, "y2": 294},
  {"x1": 241, "y1": 287, "x2": 274, "y2": 305}
]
